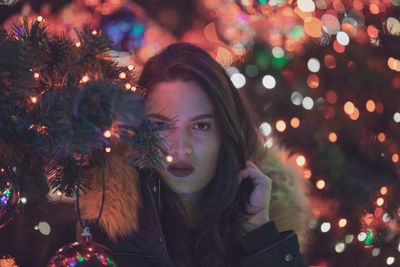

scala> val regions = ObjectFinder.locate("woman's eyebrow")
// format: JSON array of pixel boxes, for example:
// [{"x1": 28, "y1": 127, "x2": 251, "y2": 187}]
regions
[
  {"x1": 190, "y1": 114, "x2": 215, "y2": 121},
  {"x1": 148, "y1": 113, "x2": 172, "y2": 121}
]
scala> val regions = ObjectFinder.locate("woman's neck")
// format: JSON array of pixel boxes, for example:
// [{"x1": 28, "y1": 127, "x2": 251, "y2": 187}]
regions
[{"x1": 179, "y1": 191, "x2": 203, "y2": 228}]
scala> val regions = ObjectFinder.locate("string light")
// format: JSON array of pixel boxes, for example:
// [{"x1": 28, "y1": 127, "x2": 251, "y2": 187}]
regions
[
  {"x1": 380, "y1": 186, "x2": 388, "y2": 195},
  {"x1": 166, "y1": 155, "x2": 173, "y2": 162},
  {"x1": 37, "y1": 16, "x2": 43, "y2": 22},
  {"x1": 128, "y1": 65, "x2": 135, "y2": 70},
  {"x1": 275, "y1": 120, "x2": 286, "y2": 132},
  {"x1": 91, "y1": 30, "x2": 98, "y2": 35},
  {"x1": 34, "y1": 73, "x2": 40, "y2": 79},
  {"x1": 20, "y1": 197, "x2": 27, "y2": 204},
  {"x1": 105, "y1": 147, "x2": 111, "y2": 153},
  {"x1": 75, "y1": 42, "x2": 81, "y2": 47},
  {"x1": 304, "y1": 169, "x2": 312, "y2": 179},
  {"x1": 119, "y1": 72, "x2": 126, "y2": 79},
  {"x1": 338, "y1": 218, "x2": 347, "y2": 227},
  {"x1": 30, "y1": 96, "x2": 37, "y2": 103},
  {"x1": 296, "y1": 155, "x2": 306, "y2": 166},
  {"x1": 103, "y1": 130, "x2": 111, "y2": 138},
  {"x1": 125, "y1": 83, "x2": 132, "y2": 90},
  {"x1": 358, "y1": 232, "x2": 367, "y2": 242},
  {"x1": 316, "y1": 179, "x2": 325, "y2": 189},
  {"x1": 393, "y1": 112, "x2": 400, "y2": 123},
  {"x1": 81, "y1": 75, "x2": 89, "y2": 83},
  {"x1": 377, "y1": 197, "x2": 384, "y2": 206}
]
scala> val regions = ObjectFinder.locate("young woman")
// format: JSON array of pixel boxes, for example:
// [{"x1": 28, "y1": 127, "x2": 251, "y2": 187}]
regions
[{"x1": 79, "y1": 42, "x2": 308, "y2": 267}]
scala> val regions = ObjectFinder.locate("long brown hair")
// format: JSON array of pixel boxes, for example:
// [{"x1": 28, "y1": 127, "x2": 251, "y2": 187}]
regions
[{"x1": 138, "y1": 43, "x2": 259, "y2": 267}]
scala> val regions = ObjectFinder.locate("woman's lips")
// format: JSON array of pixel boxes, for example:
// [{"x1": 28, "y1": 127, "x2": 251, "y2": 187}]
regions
[{"x1": 167, "y1": 162, "x2": 194, "y2": 177}]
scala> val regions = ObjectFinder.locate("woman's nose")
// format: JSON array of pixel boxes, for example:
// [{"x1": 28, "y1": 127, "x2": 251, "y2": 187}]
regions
[{"x1": 168, "y1": 127, "x2": 193, "y2": 158}]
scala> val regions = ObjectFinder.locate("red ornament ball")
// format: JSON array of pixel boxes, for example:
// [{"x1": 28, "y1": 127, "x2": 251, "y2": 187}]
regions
[{"x1": 48, "y1": 232, "x2": 118, "y2": 267}]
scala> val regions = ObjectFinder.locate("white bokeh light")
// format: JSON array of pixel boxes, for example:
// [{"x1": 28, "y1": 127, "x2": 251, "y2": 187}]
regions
[
  {"x1": 264, "y1": 138, "x2": 273, "y2": 148},
  {"x1": 302, "y1": 97, "x2": 314, "y2": 110},
  {"x1": 298, "y1": 0, "x2": 315, "y2": 12},
  {"x1": 291, "y1": 91, "x2": 303, "y2": 106},
  {"x1": 358, "y1": 232, "x2": 367, "y2": 242},
  {"x1": 272, "y1": 47, "x2": 285, "y2": 58},
  {"x1": 387, "y1": 257, "x2": 395, "y2": 265},
  {"x1": 335, "y1": 243, "x2": 345, "y2": 253},
  {"x1": 262, "y1": 75, "x2": 276, "y2": 89},
  {"x1": 345, "y1": 234, "x2": 354, "y2": 244},
  {"x1": 321, "y1": 222, "x2": 331, "y2": 233},
  {"x1": 226, "y1": 66, "x2": 239, "y2": 76},
  {"x1": 231, "y1": 73, "x2": 246, "y2": 89},
  {"x1": 307, "y1": 58, "x2": 321, "y2": 73},
  {"x1": 259, "y1": 122, "x2": 272, "y2": 136},
  {"x1": 337, "y1": 31, "x2": 350, "y2": 46},
  {"x1": 394, "y1": 112, "x2": 400, "y2": 123},
  {"x1": 372, "y1": 248, "x2": 380, "y2": 257}
]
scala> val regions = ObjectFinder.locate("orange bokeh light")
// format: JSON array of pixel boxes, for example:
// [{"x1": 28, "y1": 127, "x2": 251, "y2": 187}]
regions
[
  {"x1": 304, "y1": 169, "x2": 312, "y2": 179},
  {"x1": 377, "y1": 132, "x2": 386, "y2": 142},
  {"x1": 369, "y1": 4, "x2": 379, "y2": 14},
  {"x1": 316, "y1": 179, "x2": 326, "y2": 190},
  {"x1": 344, "y1": 101, "x2": 355, "y2": 115},
  {"x1": 338, "y1": 218, "x2": 347, "y2": 228},
  {"x1": 392, "y1": 154, "x2": 399, "y2": 163},
  {"x1": 30, "y1": 96, "x2": 37, "y2": 103},
  {"x1": 380, "y1": 186, "x2": 388, "y2": 195},
  {"x1": 367, "y1": 25, "x2": 379, "y2": 38},
  {"x1": 166, "y1": 155, "x2": 173, "y2": 162},
  {"x1": 307, "y1": 74, "x2": 319, "y2": 88},
  {"x1": 329, "y1": 132, "x2": 337, "y2": 142},
  {"x1": 353, "y1": 0, "x2": 363, "y2": 10},
  {"x1": 324, "y1": 54, "x2": 336, "y2": 69},
  {"x1": 349, "y1": 107, "x2": 360, "y2": 120},
  {"x1": 366, "y1": 100, "x2": 376, "y2": 112},
  {"x1": 304, "y1": 17, "x2": 322, "y2": 38},
  {"x1": 290, "y1": 117, "x2": 300, "y2": 128},
  {"x1": 276, "y1": 120, "x2": 286, "y2": 132},
  {"x1": 105, "y1": 147, "x2": 111, "y2": 153},
  {"x1": 34, "y1": 73, "x2": 40, "y2": 79},
  {"x1": 376, "y1": 102, "x2": 384, "y2": 114},
  {"x1": 326, "y1": 90, "x2": 338, "y2": 104}
]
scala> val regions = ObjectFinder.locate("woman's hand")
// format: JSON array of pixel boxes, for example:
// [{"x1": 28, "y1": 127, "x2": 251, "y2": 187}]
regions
[{"x1": 238, "y1": 160, "x2": 272, "y2": 233}]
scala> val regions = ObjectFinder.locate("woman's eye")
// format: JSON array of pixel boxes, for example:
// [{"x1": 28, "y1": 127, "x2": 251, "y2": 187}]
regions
[
  {"x1": 152, "y1": 121, "x2": 167, "y2": 129},
  {"x1": 193, "y1": 122, "x2": 211, "y2": 131}
]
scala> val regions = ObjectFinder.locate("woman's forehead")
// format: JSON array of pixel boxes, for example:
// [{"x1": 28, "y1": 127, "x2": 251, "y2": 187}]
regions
[{"x1": 146, "y1": 80, "x2": 215, "y2": 117}]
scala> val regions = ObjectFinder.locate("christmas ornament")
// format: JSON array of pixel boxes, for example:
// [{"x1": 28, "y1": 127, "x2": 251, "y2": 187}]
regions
[
  {"x1": 0, "y1": 167, "x2": 20, "y2": 229},
  {"x1": 100, "y1": 5, "x2": 146, "y2": 52},
  {"x1": 47, "y1": 227, "x2": 118, "y2": 267}
]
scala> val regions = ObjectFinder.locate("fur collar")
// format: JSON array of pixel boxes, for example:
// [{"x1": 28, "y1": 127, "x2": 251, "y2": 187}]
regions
[{"x1": 79, "y1": 146, "x2": 311, "y2": 250}]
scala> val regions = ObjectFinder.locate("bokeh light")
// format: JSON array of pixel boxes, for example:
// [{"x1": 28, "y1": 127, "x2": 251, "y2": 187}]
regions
[
  {"x1": 296, "y1": 155, "x2": 306, "y2": 166},
  {"x1": 338, "y1": 218, "x2": 347, "y2": 228},
  {"x1": 316, "y1": 179, "x2": 326, "y2": 189},
  {"x1": 344, "y1": 101, "x2": 355, "y2": 115},
  {"x1": 291, "y1": 91, "x2": 303, "y2": 105},
  {"x1": 290, "y1": 117, "x2": 300, "y2": 128},
  {"x1": 262, "y1": 75, "x2": 276, "y2": 89},
  {"x1": 231, "y1": 73, "x2": 246, "y2": 89},
  {"x1": 393, "y1": 154, "x2": 399, "y2": 163},
  {"x1": 259, "y1": 122, "x2": 272, "y2": 136},
  {"x1": 276, "y1": 120, "x2": 286, "y2": 132},
  {"x1": 321, "y1": 222, "x2": 331, "y2": 232},
  {"x1": 329, "y1": 132, "x2": 337, "y2": 142},
  {"x1": 380, "y1": 186, "x2": 388, "y2": 195},
  {"x1": 336, "y1": 31, "x2": 350, "y2": 46},
  {"x1": 387, "y1": 257, "x2": 395, "y2": 265},
  {"x1": 366, "y1": 100, "x2": 376, "y2": 112},
  {"x1": 307, "y1": 58, "x2": 321, "y2": 72},
  {"x1": 326, "y1": 90, "x2": 338, "y2": 104},
  {"x1": 394, "y1": 112, "x2": 400, "y2": 123},
  {"x1": 377, "y1": 197, "x2": 384, "y2": 206},
  {"x1": 324, "y1": 54, "x2": 336, "y2": 69},
  {"x1": 302, "y1": 97, "x2": 314, "y2": 110},
  {"x1": 304, "y1": 169, "x2": 312, "y2": 179},
  {"x1": 335, "y1": 242, "x2": 345, "y2": 253}
]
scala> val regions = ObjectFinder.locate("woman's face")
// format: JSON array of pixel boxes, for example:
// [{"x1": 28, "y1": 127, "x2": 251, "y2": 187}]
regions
[{"x1": 146, "y1": 80, "x2": 221, "y2": 197}]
